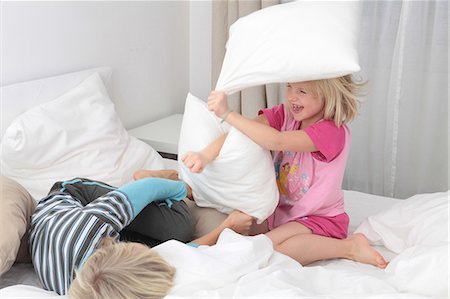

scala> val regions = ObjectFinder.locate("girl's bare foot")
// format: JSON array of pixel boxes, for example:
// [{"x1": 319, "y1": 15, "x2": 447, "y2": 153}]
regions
[
  {"x1": 347, "y1": 233, "x2": 388, "y2": 268},
  {"x1": 133, "y1": 169, "x2": 179, "y2": 181}
]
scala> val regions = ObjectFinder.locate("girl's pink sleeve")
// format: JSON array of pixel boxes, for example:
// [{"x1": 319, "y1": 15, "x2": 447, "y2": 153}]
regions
[
  {"x1": 303, "y1": 121, "x2": 346, "y2": 162},
  {"x1": 258, "y1": 104, "x2": 285, "y2": 130}
]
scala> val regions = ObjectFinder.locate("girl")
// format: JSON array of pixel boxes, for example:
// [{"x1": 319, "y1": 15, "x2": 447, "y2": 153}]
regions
[{"x1": 182, "y1": 75, "x2": 388, "y2": 268}]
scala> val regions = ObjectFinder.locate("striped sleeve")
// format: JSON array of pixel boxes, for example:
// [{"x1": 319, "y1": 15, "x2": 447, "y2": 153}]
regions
[
  {"x1": 82, "y1": 190, "x2": 134, "y2": 231},
  {"x1": 30, "y1": 194, "x2": 119, "y2": 295}
]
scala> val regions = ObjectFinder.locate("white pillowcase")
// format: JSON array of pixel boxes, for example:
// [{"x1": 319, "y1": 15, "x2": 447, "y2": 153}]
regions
[
  {"x1": 215, "y1": 1, "x2": 361, "y2": 94},
  {"x1": 0, "y1": 72, "x2": 165, "y2": 200},
  {"x1": 355, "y1": 191, "x2": 449, "y2": 253},
  {"x1": 0, "y1": 67, "x2": 113, "y2": 139},
  {"x1": 178, "y1": 93, "x2": 279, "y2": 222}
]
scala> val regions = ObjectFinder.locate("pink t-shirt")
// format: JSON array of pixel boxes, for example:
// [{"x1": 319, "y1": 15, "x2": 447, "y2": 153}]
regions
[{"x1": 259, "y1": 104, "x2": 351, "y2": 230}]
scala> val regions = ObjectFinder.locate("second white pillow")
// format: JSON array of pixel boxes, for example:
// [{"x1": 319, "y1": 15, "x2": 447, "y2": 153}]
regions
[
  {"x1": 215, "y1": 1, "x2": 361, "y2": 94},
  {"x1": 0, "y1": 73, "x2": 165, "y2": 200},
  {"x1": 178, "y1": 93, "x2": 279, "y2": 222}
]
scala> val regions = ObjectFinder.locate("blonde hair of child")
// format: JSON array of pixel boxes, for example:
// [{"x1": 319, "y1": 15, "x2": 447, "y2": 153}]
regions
[
  {"x1": 309, "y1": 75, "x2": 364, "y2": 127},
  {"x1": 69, "y1": 238, "x2": 175, "y2": 299}
]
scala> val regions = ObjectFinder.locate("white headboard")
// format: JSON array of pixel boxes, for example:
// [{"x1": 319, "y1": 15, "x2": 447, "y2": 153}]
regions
[{"x1": 0, "y1": 67, "x2": 113, "y2": 139}]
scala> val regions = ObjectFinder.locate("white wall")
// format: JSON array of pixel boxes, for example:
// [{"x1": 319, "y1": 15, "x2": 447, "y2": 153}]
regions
[{"x1": 1, "y1": 1, "x2": 191, "y2": 129}]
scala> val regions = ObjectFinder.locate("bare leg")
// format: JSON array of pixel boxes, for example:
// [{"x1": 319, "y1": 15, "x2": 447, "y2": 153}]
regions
[
  {"x1": 267, "y1": 222, "x2": 388, "y2": 268},
  {"x1": 133, "y1": 169, "x2": 193, "y2": 200},
  {"x1": 192, "y1": 210, "x2": 253, "y2": 246},
  {"x1": 134, "y1": 169, "x2": 179, "y2": 180}
]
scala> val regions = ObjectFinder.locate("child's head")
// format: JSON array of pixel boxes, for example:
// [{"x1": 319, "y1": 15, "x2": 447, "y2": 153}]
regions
[
  {"x1": 69, "y1": 238, "x2": 175, "y2": 299},
  {"x1": 286, "y1": 75, "x2": 363, "y2": 127}
]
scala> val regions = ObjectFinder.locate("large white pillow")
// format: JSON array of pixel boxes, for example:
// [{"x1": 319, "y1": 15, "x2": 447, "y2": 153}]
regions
[
  {"x1": 0, "y1": 67, "x2": 113, "y2": 139},
  {"x1": 215, "y1": 0, "x2": 361, "y2": 94},
  {"x1": 178, "y1": 93, "x2": 279, "y2": 222},
  {"x1": 0, "y1": 72, "x2": 165, "y2": 200}
]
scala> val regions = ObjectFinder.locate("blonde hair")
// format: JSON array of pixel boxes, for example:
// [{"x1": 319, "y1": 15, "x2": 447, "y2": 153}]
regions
[
  {"x1": 69, "y1": 238, "x2": 175, "y2": 299},
  {"x1": 307, "y1": 75, "x2": 364, "y2": 127}
]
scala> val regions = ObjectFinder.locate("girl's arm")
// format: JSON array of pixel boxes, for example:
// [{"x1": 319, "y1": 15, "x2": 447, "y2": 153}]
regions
[
  {"x1": 208, "y1": 91, "x2": 317, "y2": 153},
  {"x1": 190, "y1": 210, "x2": 253, "y2": 246},
  {"x1": 182, "y1": 114, "x2": 269, "y2": 173},
  {"x1": 181, "y1": 133, "x2": 227, "y2": 173},
  {"x1": 226, "y1": 112, "x2": 316, "y2": 152}
]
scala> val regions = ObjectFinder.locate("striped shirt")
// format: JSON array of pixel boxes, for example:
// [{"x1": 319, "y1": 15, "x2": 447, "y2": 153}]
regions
[{"x1": 29, "y1": 190, "x2": 133, "y2": 295}]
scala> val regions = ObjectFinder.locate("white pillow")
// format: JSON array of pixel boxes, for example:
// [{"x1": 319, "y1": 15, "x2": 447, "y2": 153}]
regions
[
  {"x1": 0, "y1": 72, "x2": 165, "y2": 201},
  {"x1": 215, "y1": 1, "x2": 361, "y2": 94},
  {"x1": 0, "y1": 67, "x2": 113, "y2": 139},
  {"x1": 178, "y1": 93, "x2": 279, "y2": 222},
  {"x1": 355, "y1": 191, "x2": 449, "y2": 253}
]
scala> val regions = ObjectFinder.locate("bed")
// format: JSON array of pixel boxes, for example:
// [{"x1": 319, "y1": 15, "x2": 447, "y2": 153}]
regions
[{"x1": 0, "y1": 68, "x2": 448, "y2": 298}]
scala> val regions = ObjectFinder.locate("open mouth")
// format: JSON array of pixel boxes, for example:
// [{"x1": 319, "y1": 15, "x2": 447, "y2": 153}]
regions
[{"x1": 291, "y1": 104, "x2": 304, "y2": 113}]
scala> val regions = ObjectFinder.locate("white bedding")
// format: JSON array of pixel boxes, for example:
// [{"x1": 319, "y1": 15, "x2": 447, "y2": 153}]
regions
[{"x1": 2, "y1": 189, "x2": 448, "y2": 298}]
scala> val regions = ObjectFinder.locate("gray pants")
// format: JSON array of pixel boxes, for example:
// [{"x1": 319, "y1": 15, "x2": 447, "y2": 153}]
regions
[
  {"x1": 49, "y1": 178, "x2": 195, "y2": 247},
  {"x1": 121, "y1": 200, "x2": 194, "y2": 246}
]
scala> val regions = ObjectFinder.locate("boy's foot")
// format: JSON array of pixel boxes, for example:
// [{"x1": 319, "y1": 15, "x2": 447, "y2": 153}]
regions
[
  {"x1": 133, "y1": 169, "x2": 179, "y2": 181},
  {"x1": 347, "y1": 233, "x2": 388, "y2": 268}
]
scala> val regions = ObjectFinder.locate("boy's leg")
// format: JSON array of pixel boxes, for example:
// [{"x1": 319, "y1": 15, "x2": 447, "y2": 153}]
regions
[
  {"x1": 119, "y1": 229, "x2": 161, "y2": 247},
  {"x1": 133, "y1": 169, "x2": 193, "y2": 200},
  {"x1": 134, "y1": 169, "x2": 179, "y2": 181},
  {"x1": 267, "y1": 222, "x2": 387, "y2": 268},
  {"x1": 121, "y1": 200, "x2": 195, "y2": 245},
  {"x1": 49, "y1": 178, "x2": 116, "y2": 206}
]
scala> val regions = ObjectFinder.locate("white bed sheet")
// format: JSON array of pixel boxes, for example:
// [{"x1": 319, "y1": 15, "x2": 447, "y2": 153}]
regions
[{"x1": 0, "y1": 184, "x2": 406, "y2": 298}]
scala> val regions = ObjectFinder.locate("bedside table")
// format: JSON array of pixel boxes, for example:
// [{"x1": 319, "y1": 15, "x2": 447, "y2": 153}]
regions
[{"x1": 128, "y1": 114, "x2": 183, "y2": 160}]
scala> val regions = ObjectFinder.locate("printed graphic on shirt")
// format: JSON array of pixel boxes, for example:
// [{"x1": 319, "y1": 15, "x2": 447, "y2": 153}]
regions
[{"x1": 274, "y1": 152, "x2": 311, "y2": 205}]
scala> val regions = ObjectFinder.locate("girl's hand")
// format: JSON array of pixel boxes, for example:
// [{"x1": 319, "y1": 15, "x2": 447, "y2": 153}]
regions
[
  {"x1": 223, "y1": 210, "x2": 254, "y2": 235},
  {"x1": 208, "y1": 91, "x2": 229, "y2": 119},
  {"x1": 181, "y1": 151, "x2": 211, "y2": 173}
]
